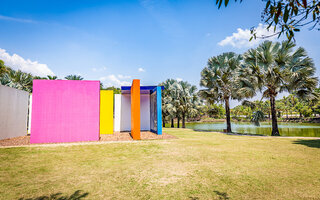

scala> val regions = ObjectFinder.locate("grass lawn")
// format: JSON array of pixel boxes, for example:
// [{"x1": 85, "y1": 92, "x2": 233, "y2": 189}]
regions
[{"x1": 1, "y1": 128, "x2": 320, "y2": 200}]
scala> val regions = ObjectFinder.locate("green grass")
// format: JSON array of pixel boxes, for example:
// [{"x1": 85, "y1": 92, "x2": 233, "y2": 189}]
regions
[{"x1": 1, "y1": 128, "x2": 320, "y2": 200}]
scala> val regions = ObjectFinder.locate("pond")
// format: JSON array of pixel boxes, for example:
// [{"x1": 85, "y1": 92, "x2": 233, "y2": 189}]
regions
[{"x1": 185, "y1": 122, "x2": 320, "y2": 137}]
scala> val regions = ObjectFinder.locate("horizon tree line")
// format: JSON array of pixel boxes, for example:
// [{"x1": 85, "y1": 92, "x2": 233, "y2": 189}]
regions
[{"x1": 0, "y1": 61, "x2": 121, "y2": 92}]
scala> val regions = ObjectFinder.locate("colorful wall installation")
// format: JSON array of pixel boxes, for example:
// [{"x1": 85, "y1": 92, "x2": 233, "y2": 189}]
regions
[
  {"x1": 27, "y1": 79, "x2": 163, "y2": 143},
  {"x1": 30, "y1": 80, "x2": 100, "y2": 144},
  {"x1": 118, "y1": 83, "x2": 164, "y2": 139},
  {"x1": 100, "y1": 90, "x2": 114, "y2": 134}
]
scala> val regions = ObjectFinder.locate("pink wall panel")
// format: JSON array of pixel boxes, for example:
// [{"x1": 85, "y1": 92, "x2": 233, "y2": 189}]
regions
[{"x1": 30, "y1": 80, "x2": 100, "y2": 144}]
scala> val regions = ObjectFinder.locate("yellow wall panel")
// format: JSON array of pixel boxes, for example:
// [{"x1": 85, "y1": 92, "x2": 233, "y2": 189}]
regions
[{"x1": 100, "y1": 90, "x2": 113, "y2": 134}]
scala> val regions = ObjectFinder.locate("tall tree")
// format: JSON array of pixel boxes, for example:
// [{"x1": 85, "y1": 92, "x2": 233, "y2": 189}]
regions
[
  {"x1": 239, "y1": 40, "x2": 318, "y2": 135},
  {"x1": 199, "y1": 52, "x2": 242, "y2": 132},
  {"x1": 174, "y1": 81, "x2": 200, "y2": 128},
  {"x1": 47, "y1": 75, "x2": 58, "y2": 80},
  {"x1": 160, "y1": 79, "x2": 177, "y2": 128}
]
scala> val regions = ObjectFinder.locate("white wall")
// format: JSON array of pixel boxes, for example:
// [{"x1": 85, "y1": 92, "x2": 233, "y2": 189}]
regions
[
  {"x1": 118, "y1": 93, "x2": 150, "y2": 131},
  {"x1": 120, "y1": 94, "x2": 131, "y2": 131},
  {"x1": 140, "y1": 94, "x2": 150, "y2": 130},
  {"x1": 114, "y1": 94, "x2": 121, "y2": 132},
  {"x1": 0, "y1": 85, "x2": 29, "y2": 140}
]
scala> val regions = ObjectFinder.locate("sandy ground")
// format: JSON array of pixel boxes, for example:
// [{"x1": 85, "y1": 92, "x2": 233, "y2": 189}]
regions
[{"x1": 0, "y1": 131, "x2": 176, "y2": 147}]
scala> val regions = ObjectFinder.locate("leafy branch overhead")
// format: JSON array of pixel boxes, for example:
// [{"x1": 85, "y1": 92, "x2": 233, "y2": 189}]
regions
[{"x1": 215, "y1": 0, "x2": 320, "y2": 41}]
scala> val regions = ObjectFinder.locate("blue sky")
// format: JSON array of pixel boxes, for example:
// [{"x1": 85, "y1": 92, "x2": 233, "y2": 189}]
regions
[{"x1": 0, "y1": 0, "x2": 319, "y2": 106}]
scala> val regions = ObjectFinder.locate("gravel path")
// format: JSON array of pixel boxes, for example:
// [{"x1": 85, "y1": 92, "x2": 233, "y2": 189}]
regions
[{"x1": 0, "y1": 131, "x2": 176, "y2": 148}]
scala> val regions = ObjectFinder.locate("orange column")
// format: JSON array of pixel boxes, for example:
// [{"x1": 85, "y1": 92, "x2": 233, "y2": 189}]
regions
[{"x1": 131, "y1": 79, "x2": 141, "y2": 140}]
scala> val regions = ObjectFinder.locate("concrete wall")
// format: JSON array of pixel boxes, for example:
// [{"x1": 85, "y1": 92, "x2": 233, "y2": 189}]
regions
[
  {"x1": 27, "y1": 94, "x2": 32, "y2": 133},
  {"x1": 0, "y1": 85, "x2": 29, "y2": 140}
]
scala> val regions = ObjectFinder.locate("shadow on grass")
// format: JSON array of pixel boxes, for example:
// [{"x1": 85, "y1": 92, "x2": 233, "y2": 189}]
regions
[
  {"x1": 189, "y1": 191, "x2": 229, "y2": 200},
  {"x1": 19, "y1": 190, "x2": 89, "y2": 200},
  {"x1": 293, "y1": 139, "x2": 320, "y2": 148},
  {"x1": 213, "y1": 191, "x2": 230, "y2": 200}
]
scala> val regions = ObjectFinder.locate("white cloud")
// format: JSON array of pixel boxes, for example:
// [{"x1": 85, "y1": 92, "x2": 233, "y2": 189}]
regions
[
  {"x1": 91, "y1": 66, "x2": 107, "y2": 72},
  {"x1": 138, "y1": 67, "x2": 145, "y2": 72},
  {"x1": 99, "y1": 74, "x2": 131, "y2": 87},
  {"x1": 218, "y1": 24, "x2": 278, "y2": 48},
  {"x1": 0, "y1": 48, "x2": 54, "y2": 76},
  {"x1": 176, "y1": 77, "x2": 183, "y2": 82},
  {"x1": 0, "y1": 15, "x2": 36, "y2": 23},
  {"x1": 117, "y1": 74, "x2": 131, "y2": 79}
]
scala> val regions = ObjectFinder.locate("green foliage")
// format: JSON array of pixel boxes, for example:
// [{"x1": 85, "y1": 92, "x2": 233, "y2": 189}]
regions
[
  {"x1": 105, "y1": 86, "x2": 121, "y2": 94},
  {"x1": 238, "y1": 40, "x2": 318, "y2": 135},
  {"x1": 0, "y1": 63, "x2": 34, "y2": 92},
  {"x1": 215, "y1": 0, "x2": 320, "y2": 41},
  {"x1": 199, "y1": 52, "x2": 243, "y2": 132},
  {"x1": 47, "y1": 75, "x2": 58, "y2": 80},
  {"x1": 301, "y1": 106, "x2": 312, "y2": 117},
  {"x1": 160, "y1": 79, "x2": 200, "y2": 127},
  {"x1": 205, "y1": 104, "x2": 225, "y2": 118}
]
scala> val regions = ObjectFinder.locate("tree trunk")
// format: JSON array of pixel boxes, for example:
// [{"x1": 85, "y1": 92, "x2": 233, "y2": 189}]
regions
[
  {"x1": 177, "y1": 117, "x2": 180, "y2": 128},
  {"x1": 225, "y1": 98, "x2": 232, "y2": 133},
  {"x1": 270, "y1": 96, "x2": 280, "y2": 136},
  {"x1": 182, "y1": 113, "x2": 186, "y2": 128},
  {"x1": 162, "y1": 119, "x2": 165, "y2": 127},
  {"x1": 171, "y1": 118, "x2": 174, "y2": 128}
]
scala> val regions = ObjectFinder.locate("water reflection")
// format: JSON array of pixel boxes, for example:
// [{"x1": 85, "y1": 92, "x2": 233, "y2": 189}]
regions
[{"x1": 186, "y1": 122, "x2": 320, "y2": 137}]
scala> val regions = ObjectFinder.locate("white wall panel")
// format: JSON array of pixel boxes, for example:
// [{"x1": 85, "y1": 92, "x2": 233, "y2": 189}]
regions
[
  {"x1": 120, "y1": 94, "x2": 131, "y2": 131},
  {"x1": 114, "y1": 94, "x2": 121, "y2": 132},
  {"x1": 140, "y1": 94, "x2": 150, "y2": 130},
  {"x1": 119, "y1": 93, "x2": 151, "y2": 131}
]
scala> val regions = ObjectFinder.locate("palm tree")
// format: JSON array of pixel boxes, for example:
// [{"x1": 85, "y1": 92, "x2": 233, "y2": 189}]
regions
[
  {"x1": 2, "y1": 69, "x2": 33, "y2": 92},
  {"x1": 160, "y1": 79, "x2": 177, "y2": 128},
  {"x1": 239, "y1": 40, "x2": 318, "y2": 136},
  {"x1": 174, "y1": 81, "x2": 200, "y2": 128},
  {"x1": 47, "y1": 75, "x2": 58, "y2": 80},
  {"x1": 199, "y1": 52, "x2": 242, "y2": 133},
  {"x1": 160, "y1": 79, "x2": 199, "y2": 128},
  {"x1": 65, "y1": 75, "x2": 84, "y2": 80}
]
